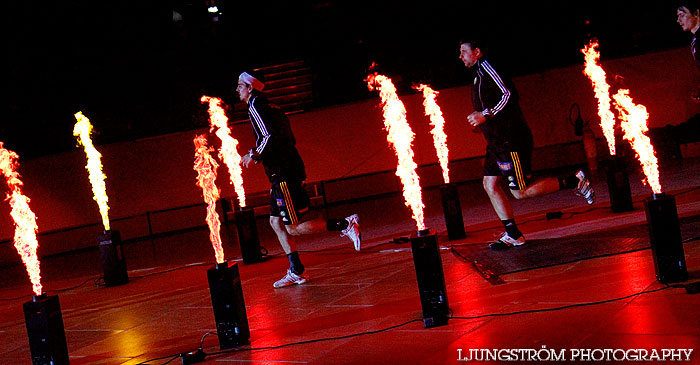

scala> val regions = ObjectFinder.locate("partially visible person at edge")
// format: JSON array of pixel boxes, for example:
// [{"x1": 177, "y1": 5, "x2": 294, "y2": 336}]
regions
[
  {"x1": 678, "y1": 1, "x2": 700, "y2": 69},
  {"x1": 458, "y1": 38, "x2": 595, "y2": 250},
  {"x1": 237, "y1": 71, "x2": 361, "y2": 288},
  {"x1": 677, "y1": 1, "x2": 700, "y2": 101}
]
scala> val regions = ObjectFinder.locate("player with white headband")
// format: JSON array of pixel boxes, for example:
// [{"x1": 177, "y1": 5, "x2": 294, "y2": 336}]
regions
[{"x1": 237, "y1": 70, "x2": 362, "y2": 288}]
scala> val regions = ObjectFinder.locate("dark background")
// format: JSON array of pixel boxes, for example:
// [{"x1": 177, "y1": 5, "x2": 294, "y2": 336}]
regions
[{"x1": 5, "y1": 1, "x2": 690, "y2": 159}]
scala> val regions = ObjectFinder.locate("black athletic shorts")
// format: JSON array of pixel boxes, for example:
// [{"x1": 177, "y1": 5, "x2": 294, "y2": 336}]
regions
[
  {"x1": 270, "y1": 180, "x2": 310, "y2": 225},
  {"x1": 483, "y1": 147, "x2": 532, "y2": 190}
]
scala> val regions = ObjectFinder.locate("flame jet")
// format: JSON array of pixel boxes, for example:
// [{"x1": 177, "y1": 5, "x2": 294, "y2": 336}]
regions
[
  {"x1": 612, "y1": 89, "x2": 662, "y2": 194},
  {"x1": 413, "y1": 84, "x2": 450, "y2": 184},
  {"x1": 73, "y1": 111, "x2": 110, "y2": 230},
  {"x1": 582, "y1": 40, "x2": 617, "y2": 155},
  {"x1": 367, "y1": 73, "x2": 426, "y2": 231},
  {"x1": 201, "y1": 96, "x2": 247, "y2": 208},
  {"x1": 0, "y1": 143, "x2": 42, "y2": 296},
  {"x1": 193, "y1": 135, "x2": 225, "y2": 264}
]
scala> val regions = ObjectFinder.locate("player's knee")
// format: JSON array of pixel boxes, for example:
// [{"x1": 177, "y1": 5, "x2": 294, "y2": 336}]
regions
[
  {"x1": 285, "y1": 224, "x2": 302, "y2": 236},
  {"x1": 269, "y1": 216, "x2": 284, "y2": 231},
  {"x1": 510, "y1": 189, "x2": 528, "y2": 199},
  {"x1": 483, "y1": 179, "x2": 498, "y2": 195}
]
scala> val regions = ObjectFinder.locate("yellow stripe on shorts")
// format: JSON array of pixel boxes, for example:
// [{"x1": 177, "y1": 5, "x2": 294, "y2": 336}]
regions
[
  {"x1": 280, "y1": 181, "x2": 298, "y2": 224},
  {"x1": 510, "y1": 152, "x2": 526, "y2": 189}
]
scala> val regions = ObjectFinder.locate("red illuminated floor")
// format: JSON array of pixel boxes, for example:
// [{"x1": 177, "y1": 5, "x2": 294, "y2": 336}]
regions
[{"x1": 2, "y1": 159, "x2": 700, "y2": 364}]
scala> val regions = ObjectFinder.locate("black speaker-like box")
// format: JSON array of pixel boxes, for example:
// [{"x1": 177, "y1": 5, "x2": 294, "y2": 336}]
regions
[
  {"x1": 234, "y1": 208, "x2": 264, "y2": 264},
  {"x1": 98, "y1": 230, "x2": 129, "y2": 286},
  {"x1": 440, "y1": 183, "x2": 466, "y2": 241},
  {"x1": 207, "y1": 262, "x2": 250, "y2": 349},
  {"x1": 23, "y1": 294, "x2": 70, "y2": 365},
  {"x1": 410, "y1": 229, "x2": 449, "y2": 328},
  {"x1": 644, "y1": 194, "x2": 688, "y2": 283},
  {"x1": 602, "y1": 156, "x2": 634, "y2": 213}
]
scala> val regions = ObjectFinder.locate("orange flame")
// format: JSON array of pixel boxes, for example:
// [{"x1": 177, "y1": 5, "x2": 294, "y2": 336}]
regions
[
  {"x1": 582, "y1": 40, "x2": 617, "y2": 155},
  {"x1": 413, "y1": 84, "x2": 450, "y2": 184},
  {"x1": 367, "y1": 73, "x2": 425, "y2": 231},
  {"x1": 612, "y1": 89, "x2": 662, "y2": 194},
  {"x1": 201, "y1": 96, "x2": 247, "y2": 208},
  {"x1": 0, "y1": 143, "x2": 42, "y2": 296},
  {"x1": 193, "y1": 134, "x2": 225, "y2": 263},
  {"x1": 73, "y1": 111, "x2": 111, "y2": 230}
]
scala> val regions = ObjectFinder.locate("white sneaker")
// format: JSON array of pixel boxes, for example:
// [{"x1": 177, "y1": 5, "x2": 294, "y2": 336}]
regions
[
  {"x1": 575, "y1": 170, "x2": 595, "y2": 205},
  {"x1": 273, "y1": 269, "x2": 307, "y2": 288},
  {"x1": 489, "y1": 232, "x2": 526, "y2": 250},
  {"x1": 341, "y1": 214, "x2": 361, "y2": 251}
]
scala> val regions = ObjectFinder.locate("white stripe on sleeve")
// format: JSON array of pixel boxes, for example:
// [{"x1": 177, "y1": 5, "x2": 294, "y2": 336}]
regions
[
  {"x1": 481, "y1": 60, "x2": 511, "y2": 115},
  {"x1": 249, "y1": 98, "x2": 271, "y2": 155}
]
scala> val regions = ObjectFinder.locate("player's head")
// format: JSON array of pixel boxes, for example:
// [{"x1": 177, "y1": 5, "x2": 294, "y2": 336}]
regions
[
  {"x1": 678, "y1": 1, "x2": 700, "y2": 32},
  {"x1": 236, "y1": 71, "x2": 265, "y2": 102},
  {"x1": 459, "y1": 38, "x2": 486, "y2": 68}
]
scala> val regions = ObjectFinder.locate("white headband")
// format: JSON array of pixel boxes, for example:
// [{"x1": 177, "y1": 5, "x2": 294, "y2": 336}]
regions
[{"x1": 239, "y1": 72, "x2": 265, "y2": 91}]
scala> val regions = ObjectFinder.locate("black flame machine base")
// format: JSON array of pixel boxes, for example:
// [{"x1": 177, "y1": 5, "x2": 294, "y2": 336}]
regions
[
  {"x1": 644, "y1": 193, "x2": 688, "y2": 283},
  {"x1": 602, "y1": 156, "x2": 634, "y2": 213},
  {"x1": 23, "y1": 294, "x2": 69, "y2": 364},
  {"x1": 98, "y1": 230, "x2": 129, "y2": 286},
  {"x1": 207, "y1": 262, "x2": 250, "y2": 349},
  {"x1": 235, "y1": 207, "x2": 265, "y2": 264},
  {"x1": 410, "y1": 229, "x2": 449, "y2": 328},
  {"x1": 440, "y1": 183, "x2": 466, "y2": 241}
]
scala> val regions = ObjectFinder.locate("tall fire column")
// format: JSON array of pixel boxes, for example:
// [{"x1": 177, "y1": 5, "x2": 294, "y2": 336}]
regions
[
  {"x1": 74, "y1": 111, "x2": 128, "y2": 286},
  {"x1": 414, "y1": 84, "x2": 465, "y2": 241},
  {"x1": 201, "y1": 95, "x2": 263, "y2": 264},
  {"x1": 612, "y1": 90, "x2": 687, "y2": 283},
  {"x1": 368, "y1": 72, "x2": 449, "y2": 327},
  {"x1": 194, "y1": 135, "x2": 250, "y2": 348},
  {"x1": 582, "y1": 40, "x2": 633, "y2": 212},
  {"x1": 1, "y1": 143, "x2": 69, "y2": 364}
]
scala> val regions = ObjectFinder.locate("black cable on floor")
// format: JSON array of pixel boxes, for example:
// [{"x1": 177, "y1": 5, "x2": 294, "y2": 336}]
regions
[
  {"x1": 135, "y1": 353, "x2": 178, "y2": 365},
  {"x1": 135, "y1": 318, "x2": 422, "y2": 364},
  {"x1": 137, "y1": 283, "x2": 689, "y2": 364},
  {"x1": 205, "y1": 318, "x2": 423, "y2": 358}
]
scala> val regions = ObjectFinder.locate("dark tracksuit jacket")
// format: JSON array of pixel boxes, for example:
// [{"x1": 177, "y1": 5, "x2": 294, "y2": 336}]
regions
[
  {"x1": 247, "y1": 94, "x2": 306, "y2": 185},
  {"x1": 471, "y1": 58, "x2": 533, "y2": 152}
]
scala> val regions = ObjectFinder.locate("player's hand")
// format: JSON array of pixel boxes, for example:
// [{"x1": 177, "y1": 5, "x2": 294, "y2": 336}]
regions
[
  {"x1": 242, "y1": 153, "x2": 254, "y2": 168},
  {"x1": 467, "y1": 111, "x2": 486, "y2": 127}
]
